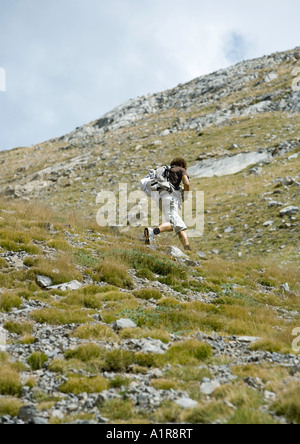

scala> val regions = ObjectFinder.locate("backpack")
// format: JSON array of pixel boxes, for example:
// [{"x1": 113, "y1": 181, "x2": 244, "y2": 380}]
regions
[{"x1": 140, "y1": 165, "x2": 174, "y2": 197}]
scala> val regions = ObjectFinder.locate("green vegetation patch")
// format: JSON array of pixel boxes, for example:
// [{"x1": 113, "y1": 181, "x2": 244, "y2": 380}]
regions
[
  {"x1": 71, "y1": 324, "x2": 119, "y2": 341},
  {"x1": 0, "y1": 359, "x2": 23, "y2": 397},
  {"x1": 4, "y1": 321, "x2": 33, "y2": 336},
  {"x1": 0, "y1": 293, "x2": 23, "y2": 312},
  {"x1": 119, "y1": 327, "x2": 171, "y2": 343},
  {"x1": 74, "y1": 248, "x2": 99, "y2": 268},
  {"x1": 59, "y1": 375, "x2": 108, "y2": 395},
  {"x1": 272, "y1": 384, "x2": 300, "y2": 424},
  {"x1": 64, "y1": 345, "x2": 158, "y2": 372},
  {"x1": 64, "y1": 343, "x2": 102, "y2": 362},
  {"x1": 121, "y1": 305, "x2": 213, "y2": 335},
  {"x1": 100, "y1": 399, "x2": 136, "y2": 422},
  {"x1": 164, "y1": 340, "x2": 212, "y2": 365},
  {"x1": 0, "y1": 397, "x2": 23, "y2": 418},
  {"x1": 228, "y1": 409, "x2": 278, "y2": 425},
  {"x1": 27, "y1": 253, "x2": 82, "y2": 286},
  {"x1": 30, "y1": 307, "x2": 92, "y2": 325},
  {"x1": 94, "y1": 261, "x2": 134, "y2": 289},
  {"x1": 133, "y1": 288, "x2": 163, "y2": 301},
  {"x1": 107, "y1": 248, "x2": 187, "y2": 279},
  {"x1": 183, "y1": 401, "x2": 232, "y2": 424},
  {"x1": 27, "y1": 352, "x2": 49, "y2": 371}
]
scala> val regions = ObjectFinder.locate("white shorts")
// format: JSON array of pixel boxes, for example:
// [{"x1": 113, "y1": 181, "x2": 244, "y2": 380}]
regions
[{"x1": 157, "y1": 190, "x2": 187, "y2": 235}]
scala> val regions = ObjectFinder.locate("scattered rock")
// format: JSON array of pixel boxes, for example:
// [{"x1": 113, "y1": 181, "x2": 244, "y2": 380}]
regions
[
  {"x1": 126, "y1": 380, "x2": 194, "y2": 412},
  {"x1": 184, "y1": 259, "x2": 200, "y2": 267},
  {"x1": 200, "y1": 379, "x2": 221, "y2": 395},
  {"x1": 111, "y1": 319, "x2": 137, "y2": 331},
  {"x1": 95, "y1": 413, "x2": 109, "y2": 424},
  {"x1": 264, "y1": 390, "x2": 277, "y2": 401},
  {"x1": 209, "y1": 365, "x2": 237, "y2": 384},
  {"x1": 249, "y1": 166, "x2": 262, "y2": 175},
  {"x1": 290, "y1": 365, "x2": 300, "y2": 376},
  {"x1": 18, "y1": 405, "x2": 49, "y2": 425},
  {"x1": 265, "y1": 73, "x2": 278, "y2": 82},
  {"x1": 167, "y1": 246, "x2": 189, "y2": 259},
  {"x1": 236, "y1": 336, "x2": 261, "y2": 344},
  {"x1": 263, "y1": 220, "x2": 274, "y2": 227},
  {"x1": 18, "y1": 405, "x2": 37, "y2": 423},
  {"x1": 44, "y1": 222, "x2": 58, "y2": 234},
  {"x1": 288, "y1": 153, "x2": 299, "y2": 161},
  {"x1": 51, "y1": 409, "x2": 65, "y2": 420},
  {"x1": 148, "y1": 369, "x2": 164, "y2": 379},
  {"x1": 10, "y1": 256, "x2": 24, "y2": 269},
  {"x1": 244, "y1": 376, "x2": 264, "y2": 391},
  {"x1": 280, "y1": 283, "x2": 290, "y2": 293},
  {"x1": 175, "y1": 397, "x2": 198, "y2": 409},
  {"x1": 281, "y1": 176, "x2": 296, "y2": 186},
  {"x1": 224, "y1": 227, "x2": 234, "y2": 234},
  {"x1": 36, "y1": 275, "x2": 53, "y2": 289},
  {"x1": 280, "y1": 206, "x2": 300, "y2": 217},
  {"x1": 122, "y1": 338, "x2": 169, "y2": 354},
  {"x1": 48, "y1": 280, "x2": 83, "y2": 291},
  {"x1": 267, "y1": 200, "x2": 283, "y2": 208}
]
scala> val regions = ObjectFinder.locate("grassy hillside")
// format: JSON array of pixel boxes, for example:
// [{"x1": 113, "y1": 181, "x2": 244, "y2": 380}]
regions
[{"x1": 0, "y1": 198, "x2": 299, "y2": 424}]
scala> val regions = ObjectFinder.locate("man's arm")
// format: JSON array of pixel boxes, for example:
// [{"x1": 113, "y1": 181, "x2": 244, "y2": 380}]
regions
[
  {"x1": 182, "y1": 174, "x2": 190, "y2": 192},
  {"x1": 182, "y1": 175, "x2": 190, "y2": 202}
]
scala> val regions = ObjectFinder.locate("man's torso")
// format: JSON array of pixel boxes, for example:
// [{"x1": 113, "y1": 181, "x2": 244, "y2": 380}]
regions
[{"x1": 168, "y1": 166, "x2": 188, "y2": 189}]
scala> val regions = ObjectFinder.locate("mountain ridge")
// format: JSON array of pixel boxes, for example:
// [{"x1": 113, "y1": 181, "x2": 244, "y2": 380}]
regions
[{"x1": 56, "y1": 46, "x2": 300, "y2": 146}]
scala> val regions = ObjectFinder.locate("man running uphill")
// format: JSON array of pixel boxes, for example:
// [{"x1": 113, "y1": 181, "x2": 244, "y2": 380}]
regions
[{"x1": 144, "y1": 157, "x2": 191, "y2": 251}]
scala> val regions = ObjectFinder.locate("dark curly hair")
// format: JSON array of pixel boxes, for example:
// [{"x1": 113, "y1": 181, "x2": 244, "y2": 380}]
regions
[{"x1": 170, "y1": 157, "x2": 188, "y2": 170}]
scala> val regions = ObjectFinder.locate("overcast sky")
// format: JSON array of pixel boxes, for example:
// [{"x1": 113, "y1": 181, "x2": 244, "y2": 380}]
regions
[{"x1": 0, "y1": 0, "x2": 299, "y2": 151}]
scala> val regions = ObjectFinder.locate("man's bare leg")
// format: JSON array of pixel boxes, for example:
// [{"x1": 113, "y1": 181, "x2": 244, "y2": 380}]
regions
[
  {"x1": 156, "y1": 224, "x2": 191, "y2": 251},
  {"x1": 178, "y1": 230, "x2": 191, "y2": 250},
  {"x1": 158, "y1": 223, "x2": 173, "y2": 233}
]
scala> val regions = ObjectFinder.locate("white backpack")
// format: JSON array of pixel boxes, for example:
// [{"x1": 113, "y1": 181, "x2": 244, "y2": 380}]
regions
[{"x1": 140, "y1": 165, "x2": 174, "y2": 197}]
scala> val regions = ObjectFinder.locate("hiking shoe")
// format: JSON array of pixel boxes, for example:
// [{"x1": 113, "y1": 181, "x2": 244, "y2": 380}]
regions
[{"x1": 144, "y1": 227, "x2": 155, "y2": 245}]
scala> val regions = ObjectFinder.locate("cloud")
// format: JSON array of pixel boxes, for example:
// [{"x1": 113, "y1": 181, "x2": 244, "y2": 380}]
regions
[
  {"x1": 224, "y1": 32, "x2": 250, "y2": 64},
  {"x1": 0, "y1": 0, "x2": 299, "y2": 151}
]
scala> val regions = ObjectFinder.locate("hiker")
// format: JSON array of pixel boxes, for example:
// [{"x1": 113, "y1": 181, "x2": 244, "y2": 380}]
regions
[{"x1": 142, "y1": 157, "x2": 191, "y2": 251}]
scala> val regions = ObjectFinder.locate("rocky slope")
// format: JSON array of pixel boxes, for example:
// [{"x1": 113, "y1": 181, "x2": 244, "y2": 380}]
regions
[
  {"x1": 0, "y1": 47, "x2": 300, "y2": 424},
  {"x1": 0, "y1": 199, "x2": 299, "y2": 424}
]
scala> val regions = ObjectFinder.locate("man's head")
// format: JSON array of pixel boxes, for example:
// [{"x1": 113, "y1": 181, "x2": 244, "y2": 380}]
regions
[{"x1": 170, "y1": 157, "x2": 188, "y2": 170}]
